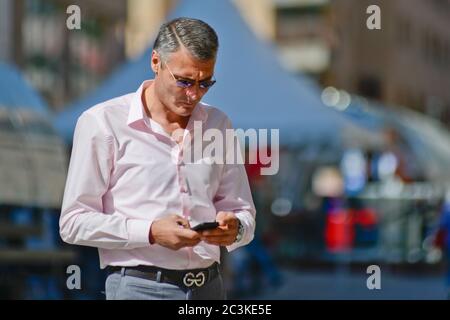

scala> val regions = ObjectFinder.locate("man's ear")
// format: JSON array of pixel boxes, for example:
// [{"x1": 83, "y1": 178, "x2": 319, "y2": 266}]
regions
[{"x1": 151, "y1": 50, "x2": 160, "y2": 74}]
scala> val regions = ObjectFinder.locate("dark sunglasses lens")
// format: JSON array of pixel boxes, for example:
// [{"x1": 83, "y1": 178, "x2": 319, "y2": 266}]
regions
[
  {"x1": 176, "y1": 80, "x2": 193, "y2": 88},
  {"x1": 199, "y1": 80, "x2": 216, "y2": 89}
]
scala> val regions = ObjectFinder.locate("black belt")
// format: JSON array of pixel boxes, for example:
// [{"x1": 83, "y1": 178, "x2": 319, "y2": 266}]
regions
[{"x1": 107, "y1": 262, "x2": 220, "y2": 290}]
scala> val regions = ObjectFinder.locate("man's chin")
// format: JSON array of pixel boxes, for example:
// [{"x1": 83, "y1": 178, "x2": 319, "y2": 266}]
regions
[{"x1": 176, "y1": 104, "x2": 195, "y2": 115}]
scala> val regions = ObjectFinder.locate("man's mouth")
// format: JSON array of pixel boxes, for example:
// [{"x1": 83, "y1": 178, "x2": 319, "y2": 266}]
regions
[{"x1": 179, "y1": 101, "x2": 195, "y2": 107}]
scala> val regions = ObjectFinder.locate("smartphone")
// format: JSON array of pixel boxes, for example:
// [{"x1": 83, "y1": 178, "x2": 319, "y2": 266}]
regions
[{"x1": 191, "y1": 222, "x2": 219, "y2": 232}]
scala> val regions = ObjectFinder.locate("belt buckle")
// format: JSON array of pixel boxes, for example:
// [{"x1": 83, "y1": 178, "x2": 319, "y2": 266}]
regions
[{"x1": 183, "y1": 271, "x2": 207, "y2": 288}]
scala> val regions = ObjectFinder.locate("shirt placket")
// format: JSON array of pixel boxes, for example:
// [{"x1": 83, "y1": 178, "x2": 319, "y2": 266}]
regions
[{"x1": 172, "y1": 130, "x2": 194, "y2": 268}]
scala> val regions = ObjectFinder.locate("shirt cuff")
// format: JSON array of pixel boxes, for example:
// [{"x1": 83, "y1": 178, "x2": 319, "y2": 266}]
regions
[
  {"x1": 226, "y1": 212, "x2": 254, "y2": 252},
  {"x1": 127, "y1": 219, "x2": 153, "y2": 247}
]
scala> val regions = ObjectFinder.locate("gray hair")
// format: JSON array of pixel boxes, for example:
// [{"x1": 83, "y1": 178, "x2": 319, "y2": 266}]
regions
[{"x1": 153, "y1": 17, "x2": 219, "y2": 63}]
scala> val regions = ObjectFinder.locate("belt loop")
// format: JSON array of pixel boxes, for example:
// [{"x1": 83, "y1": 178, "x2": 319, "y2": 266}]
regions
[
  {"x1": 120, "y1": 267, "x2": 126, "y2": 277},
  {"x1": 156, "y1": 271, "x2": 162, "y2": 283}
]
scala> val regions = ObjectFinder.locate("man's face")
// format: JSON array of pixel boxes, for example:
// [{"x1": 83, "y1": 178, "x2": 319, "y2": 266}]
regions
[{"x1": 152, "y1": 48, "x2": 216, "y2": 117}]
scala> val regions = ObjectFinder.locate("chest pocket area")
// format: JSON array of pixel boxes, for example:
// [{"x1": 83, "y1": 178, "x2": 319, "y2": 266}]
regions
[{"x1": 185, "y1": 157, "x2": 223, "y2": 198}]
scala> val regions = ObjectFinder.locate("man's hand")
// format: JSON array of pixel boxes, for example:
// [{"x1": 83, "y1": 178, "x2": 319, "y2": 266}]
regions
[
  {"x1": 150, "y1": 215, "x2": 201, "y2": 250},
  {"x1": 199, "y1": 211, "x2": 239, "y2": 246}
]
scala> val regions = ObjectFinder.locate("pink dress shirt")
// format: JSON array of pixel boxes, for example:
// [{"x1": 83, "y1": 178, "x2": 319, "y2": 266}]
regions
[{"x1": 59, "y1": 80, "x2": 256, "y2": 270}]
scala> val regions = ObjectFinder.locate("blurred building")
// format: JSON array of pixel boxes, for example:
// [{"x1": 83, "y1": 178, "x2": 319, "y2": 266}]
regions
[
  {"x1": 2, "y1": 0, "x2": 448, "y2": 124},
  {"x1": 235, "y1": 0, "x2": 450, "y2": 126},
  {"x1": 234, "y1": 0, "x2": 332, "y2": 76},
  {"x1": 328, "y1": 0, "x2": 450, "y2": 125},
  {"x1": 0, "y1": 0, "x2": 177, "y2": 111},
  {"x1": 125, "y1": 0, "x2": 174, "y2": 59},
  {"x1": 1, "y1": 0, "x2": 29, "y2": 65},
  {"x1": 0, "y1": 0, "x2": 128, "y2": 111},
  {"x1": 0, "y1": 0, "x2": 14, "y2": 62}
]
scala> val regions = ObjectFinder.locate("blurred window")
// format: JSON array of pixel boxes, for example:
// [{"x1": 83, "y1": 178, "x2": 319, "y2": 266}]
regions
[
  {"x1": 396, "y1": 18, "x2": 411, "y2": 47},
  {"x1": 357, "y1": 76, "x2": 381, "y2": 100},
  {"x1": 275, "y1": 5, "x2": 326, "y2": 42}
]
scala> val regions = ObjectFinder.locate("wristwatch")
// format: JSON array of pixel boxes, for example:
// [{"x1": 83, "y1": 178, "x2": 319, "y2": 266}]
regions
[{"x1": 234, "y1": 219, "x2": 244, "y2": 243}]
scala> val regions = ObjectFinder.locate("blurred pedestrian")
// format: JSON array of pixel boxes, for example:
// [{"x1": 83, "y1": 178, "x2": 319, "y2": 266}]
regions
[
  {"x1": 434, "y1": 190, "x2": 450, "y2": 299},
  {"x1": 228, "y1": 149, "x2": 282, "y2": 298}
]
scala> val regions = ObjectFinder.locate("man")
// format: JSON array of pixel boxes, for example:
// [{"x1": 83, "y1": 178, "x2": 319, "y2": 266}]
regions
[{"x1": 59, "y1": 17, "x2": 256, "y2": 300}]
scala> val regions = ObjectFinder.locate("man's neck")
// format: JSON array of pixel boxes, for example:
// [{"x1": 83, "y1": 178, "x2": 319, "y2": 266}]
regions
[{"x1": 143, "y1": 84, "x2": 189, "y2": 130}]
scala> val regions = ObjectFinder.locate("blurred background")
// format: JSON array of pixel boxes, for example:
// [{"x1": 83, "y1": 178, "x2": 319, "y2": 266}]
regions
[{"x1": 0, "y1": 0, "x2": 450, "y2": 300}]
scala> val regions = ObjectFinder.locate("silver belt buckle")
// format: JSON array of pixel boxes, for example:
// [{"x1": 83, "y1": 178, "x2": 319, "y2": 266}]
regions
[{"x1": 183, "y1": 271, "x2": 206, "y2": 287}]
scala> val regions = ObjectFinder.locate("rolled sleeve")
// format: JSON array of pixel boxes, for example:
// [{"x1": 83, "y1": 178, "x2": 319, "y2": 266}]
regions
[{"x1": 226, "y1": 210, "x2": 255, "y2": 252}]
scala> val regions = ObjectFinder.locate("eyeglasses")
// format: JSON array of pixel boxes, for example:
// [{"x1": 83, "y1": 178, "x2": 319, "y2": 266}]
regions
[{"x1": 163, "y1": 61, "x2": 216, "y2": 90}]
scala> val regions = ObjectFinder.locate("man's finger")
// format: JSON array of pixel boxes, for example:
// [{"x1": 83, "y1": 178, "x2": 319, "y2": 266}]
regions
[
  {"x1": 200, "y1": 227, "x2": 229, "y2": 236},
  {"x1": 201, "y1": 231, "x2": 233, "y2": 238},
  {"x1": 177, "y1": 228, "x2": 201, "y2": 240},
  {"x1": 216, "y1": 212, "x2": 237, "y2": 226},
  {"x1": 216, "y1": 211, "x2": 233, "y2": 220},
  {"x1": 174, "y1": 216, "x2": 190, "y2": 228}
]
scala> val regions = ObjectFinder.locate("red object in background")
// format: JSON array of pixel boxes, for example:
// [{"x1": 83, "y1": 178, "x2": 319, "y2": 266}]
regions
[
  {"x1": 433, "y1": 228, "x2": 447, "y2": 249},
  {"x1": 325, "y1": 209, "x2": 355, "y2": 252},
  {"x1": 245, "y1": 157, "x2": 264, "y2": 182},
  {"x1": 325, "y1": 208, "x2": 378, "y2": 252},
  {"x1": 245, "y1": 147, "x2": 271, "y2": 185},
  {"x1": 352, "y1": 208, "x2": 378, "y2": 226}
]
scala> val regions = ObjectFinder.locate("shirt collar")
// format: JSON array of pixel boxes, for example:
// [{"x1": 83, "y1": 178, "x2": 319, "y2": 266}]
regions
[
  {"x1": 127, "y1": 80, "x2": 152, "y2": 127},
  {"x1": 127, "y1": 80, "x2": 208, "y2": 131}
]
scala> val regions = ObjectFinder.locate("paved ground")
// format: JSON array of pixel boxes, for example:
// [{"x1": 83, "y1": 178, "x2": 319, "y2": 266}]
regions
[{"x1": 244, "y1": 266, "x2": 449, "y2": 300}]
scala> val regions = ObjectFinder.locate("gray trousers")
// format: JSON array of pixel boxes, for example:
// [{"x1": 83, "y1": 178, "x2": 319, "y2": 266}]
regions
[{"x1": 105, "y1": 269, "x2": 226, "y2": 300}]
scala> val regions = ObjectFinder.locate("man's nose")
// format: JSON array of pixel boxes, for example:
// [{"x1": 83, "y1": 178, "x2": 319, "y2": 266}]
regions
[{"x1": 186, "y1": 85, "x2": 201, "y2": 101}]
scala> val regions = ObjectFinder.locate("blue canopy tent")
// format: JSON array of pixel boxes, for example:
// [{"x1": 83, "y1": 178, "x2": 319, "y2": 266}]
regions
[
  {"x1": 54, "y1": 0, "x2": 355, "y2": 148},
  {"x1": 0, "y1": 63, "x2": 50, "y2": 115},
  {"x1": 0, "y1": 63, "x2": 74, "y2": 284},
  {"x1": 0, "y1": 63, "x2": 67, "y2": 208}
]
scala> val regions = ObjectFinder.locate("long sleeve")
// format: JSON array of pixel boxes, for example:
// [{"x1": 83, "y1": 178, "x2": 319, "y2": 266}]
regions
[
  {"x1": 213, "y1": 118, "x2": 256, "y2": 252},
  {"x1": 59, "y1": 112, "x2": 152, "y2": 250}
]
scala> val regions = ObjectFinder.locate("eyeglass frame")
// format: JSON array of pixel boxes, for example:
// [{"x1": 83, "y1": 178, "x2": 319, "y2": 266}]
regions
[{"x1": 162, "y1": 60, "x2": 217, "y2": 90}]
